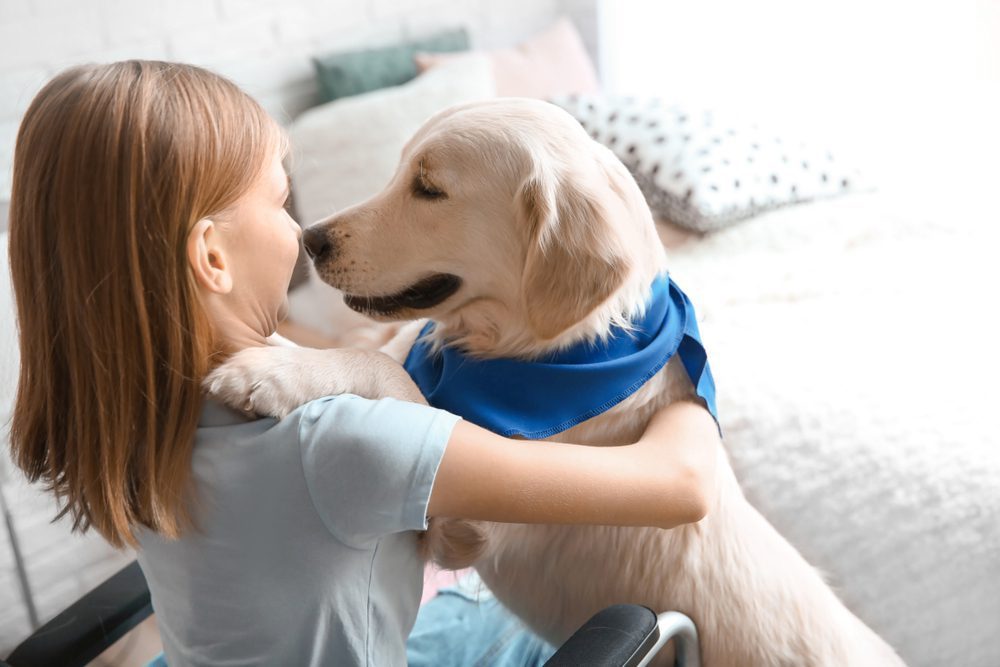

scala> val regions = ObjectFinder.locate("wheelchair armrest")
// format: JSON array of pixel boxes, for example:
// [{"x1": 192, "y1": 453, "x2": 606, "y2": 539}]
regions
[
  {"x1": 543, "y1": 604, "x2": 659, "y2": 667},
  {"x1": 3, "y1": 560, "x2": 152, "y2": 667},
  {"x1": 544, "y1": 605, "x2": 702, "y2": 667}
]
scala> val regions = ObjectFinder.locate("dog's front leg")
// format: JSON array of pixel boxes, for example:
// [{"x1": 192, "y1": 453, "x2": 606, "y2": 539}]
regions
[{"x1": 204, "y1": 345, "x2": 427, "y2": 419}]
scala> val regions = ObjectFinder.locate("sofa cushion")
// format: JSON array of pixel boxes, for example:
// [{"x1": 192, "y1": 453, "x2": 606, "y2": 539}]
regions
[
  {"x1": 667, "y1": 194, "x2": 1000, "y2": 666},
  {"x1": 313, "y1": 27, "x2": 469, "y2": 104},
  {"x1": 552, "y1": 94, "x2": 866, "y2": 233},
  {"x1": 415, "y1": 18, "x2": 599, "y2": 99}
]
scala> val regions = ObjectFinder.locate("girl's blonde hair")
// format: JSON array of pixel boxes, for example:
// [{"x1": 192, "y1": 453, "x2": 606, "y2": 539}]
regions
[{"x1": 8, "y1": 60, "x2": 284, "y2": 547}]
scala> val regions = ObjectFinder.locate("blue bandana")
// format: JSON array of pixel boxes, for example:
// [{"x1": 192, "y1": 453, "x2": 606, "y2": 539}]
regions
[{"x1": 404, "y1": 274, "x2": 719, "y2": 439}]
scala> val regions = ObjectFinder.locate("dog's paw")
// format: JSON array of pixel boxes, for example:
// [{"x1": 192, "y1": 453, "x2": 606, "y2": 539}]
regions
[
  {"x1": 204, "y1": 347, "x2": 310, "y2": 419},
  {"x1": 205, "y1": 345, "x2": 428, "y2": 418}
]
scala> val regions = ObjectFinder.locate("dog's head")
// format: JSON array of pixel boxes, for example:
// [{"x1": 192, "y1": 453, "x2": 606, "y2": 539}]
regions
[{"x1": 304, "y1": 98, "x2": 664, "y2": 351}]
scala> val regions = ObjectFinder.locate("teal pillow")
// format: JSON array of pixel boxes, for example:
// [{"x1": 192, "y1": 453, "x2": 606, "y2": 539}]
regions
[{"x1": 312, "y1": 28, "x2": 470, "y2": 103}]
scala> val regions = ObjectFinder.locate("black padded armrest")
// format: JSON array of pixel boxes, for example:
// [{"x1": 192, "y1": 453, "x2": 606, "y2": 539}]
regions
[
  {"x1": 4, "y1": 560, "x2": 152, "y2": 667},
  {"x1": 544, "y1": 604, "x2": 659, "y2": 667}
]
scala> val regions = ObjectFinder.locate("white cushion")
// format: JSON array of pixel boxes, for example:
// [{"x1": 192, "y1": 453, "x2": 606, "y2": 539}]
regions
[
  {"x1": 286, "y1": 55, "x2": 495, "y2": 339},
  {"x1": 669, "y1": 194, "x2": 1000, "y2": 666},
  {"x1": 552, "y1": 94, "x2": 866, "y2": 232}
]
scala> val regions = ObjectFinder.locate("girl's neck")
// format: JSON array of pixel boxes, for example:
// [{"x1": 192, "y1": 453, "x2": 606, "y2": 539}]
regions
[{"x1": 205, "y1": 299, "x2": 274, "y2": 357}]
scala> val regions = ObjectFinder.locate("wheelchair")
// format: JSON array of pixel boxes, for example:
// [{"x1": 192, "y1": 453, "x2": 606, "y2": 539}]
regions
[{"x1": 1, "y1": 561, "x2": 700, "y2": 667}]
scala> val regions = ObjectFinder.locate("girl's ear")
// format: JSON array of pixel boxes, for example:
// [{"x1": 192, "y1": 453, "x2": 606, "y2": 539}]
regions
[{"x1": 187, "y1": 218, "x2": 233, "y2": 294}]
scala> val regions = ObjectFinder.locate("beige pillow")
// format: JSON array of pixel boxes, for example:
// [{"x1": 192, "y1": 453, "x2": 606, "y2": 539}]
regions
[
  {"x1": 286, "y1": 55, "x2": 495, "y2": 340},
  {"x1": 415, "y1": 17, "x2": 600, "y2": 98},
  {"x1": 290, "y1": 54, "x2": 494, "y2": 223}
]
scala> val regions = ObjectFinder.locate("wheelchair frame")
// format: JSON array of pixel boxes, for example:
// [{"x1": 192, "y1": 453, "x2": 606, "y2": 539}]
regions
[{"x1": 2, "y1": 561, "x2": 701, "y2": 667}]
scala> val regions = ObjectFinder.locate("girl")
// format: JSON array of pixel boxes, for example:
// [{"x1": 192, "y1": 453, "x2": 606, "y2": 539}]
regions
[{"x1": 7, "y1": 61, "x2": 721, "y2": 666}]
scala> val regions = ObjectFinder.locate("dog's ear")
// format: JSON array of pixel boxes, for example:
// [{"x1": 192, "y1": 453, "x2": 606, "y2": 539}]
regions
[{"x1": 518, "y1": 154, "x2": 632, "y2": 341}]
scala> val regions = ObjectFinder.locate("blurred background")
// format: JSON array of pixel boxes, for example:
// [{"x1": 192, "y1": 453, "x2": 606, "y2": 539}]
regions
[
  {"x1": 1, "y1": 1, "x2": 998, "y2": 665},
  {"x1": 1, "y1": 0, "x2": 998, "y2": 208}
]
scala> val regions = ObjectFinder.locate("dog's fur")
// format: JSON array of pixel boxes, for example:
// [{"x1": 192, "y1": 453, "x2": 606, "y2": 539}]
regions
[{"x1": 209, "y1": 99, "x2": 904, "y2": 666}]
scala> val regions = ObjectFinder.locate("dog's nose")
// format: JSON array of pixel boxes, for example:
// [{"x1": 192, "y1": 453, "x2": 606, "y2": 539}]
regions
[{"x1": 303, "y1": 226, "x2": 336, "y2": 262}]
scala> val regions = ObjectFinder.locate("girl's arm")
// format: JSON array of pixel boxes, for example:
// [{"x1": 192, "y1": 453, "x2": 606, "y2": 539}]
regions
[
  {"x1": 206, "y1": 345, "x2": 719, "y2": 529},
  {"x1": 429, "y1": 401, "x2": 719, "y2": 530}
]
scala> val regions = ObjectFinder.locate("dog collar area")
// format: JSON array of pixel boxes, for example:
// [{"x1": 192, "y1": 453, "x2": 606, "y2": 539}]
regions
[{"x1": 403, "y1": 273, "x2": 719, "y2": 439}]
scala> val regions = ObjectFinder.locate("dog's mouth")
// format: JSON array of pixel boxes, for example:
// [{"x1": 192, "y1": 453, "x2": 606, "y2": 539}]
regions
[{"x1": 343, "y1": 273, "x2": 462, "y2": 316}]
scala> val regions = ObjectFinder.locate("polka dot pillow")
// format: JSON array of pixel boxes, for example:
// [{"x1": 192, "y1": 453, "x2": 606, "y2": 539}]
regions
[{"x1": 551, "y1": 94, "x2": 867, "y2": 233}]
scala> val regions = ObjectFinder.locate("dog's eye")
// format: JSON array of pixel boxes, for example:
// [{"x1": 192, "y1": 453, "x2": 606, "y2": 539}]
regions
[{"x1": 412, "y1": 176, "x2": 448, "y2": 201}]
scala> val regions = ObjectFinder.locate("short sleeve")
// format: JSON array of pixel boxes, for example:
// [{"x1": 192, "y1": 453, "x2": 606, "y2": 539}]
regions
[{"x1": 296, "y1": 394, "x2": 460, "y2": 548}]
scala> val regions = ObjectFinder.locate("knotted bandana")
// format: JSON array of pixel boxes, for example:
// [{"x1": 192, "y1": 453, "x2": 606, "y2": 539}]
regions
[{"x1": 404, "y1": 274, "x2": 719, "y2": 438}]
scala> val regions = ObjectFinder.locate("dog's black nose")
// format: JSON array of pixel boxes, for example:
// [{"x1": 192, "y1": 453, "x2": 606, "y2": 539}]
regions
[{"x1": 303, "y1": 226, "x2": 336, "y2": 262}]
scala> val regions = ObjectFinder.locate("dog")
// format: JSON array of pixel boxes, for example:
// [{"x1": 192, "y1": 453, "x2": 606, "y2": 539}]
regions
[{"x1": 209, "y1": 98, "x2": 905, "y2": 666}]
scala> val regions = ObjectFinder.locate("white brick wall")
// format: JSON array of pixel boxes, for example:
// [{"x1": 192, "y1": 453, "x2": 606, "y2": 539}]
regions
[{"x1": 0, "y1": 0, "x2": 597, "y2": 205}]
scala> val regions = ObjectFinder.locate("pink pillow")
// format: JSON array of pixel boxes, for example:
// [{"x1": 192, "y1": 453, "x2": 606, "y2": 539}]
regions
[{"x1": 414, "y1": 18, "x2": 600, "y2": 99}]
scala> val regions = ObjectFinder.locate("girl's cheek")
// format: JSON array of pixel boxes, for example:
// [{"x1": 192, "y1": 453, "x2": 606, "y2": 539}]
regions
[
  {"x1": 283, "y1": 215, "x2": 302, "y2": 256},
  {"x1": 286, "y1": 213, "x2": 302, "y2": 238},
  {"x1": 281, "y1": 232, "x2": 301, "y2": 279}
]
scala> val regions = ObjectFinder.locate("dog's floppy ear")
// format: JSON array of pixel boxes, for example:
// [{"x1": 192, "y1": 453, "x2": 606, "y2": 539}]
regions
[{"x1": 518, "y1": 155, "x2": 631, "y2": 341}]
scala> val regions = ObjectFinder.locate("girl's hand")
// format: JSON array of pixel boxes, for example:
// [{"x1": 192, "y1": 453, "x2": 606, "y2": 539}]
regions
[{"x1": 204, "y1": 345, "x2": 426, "y2": 418}]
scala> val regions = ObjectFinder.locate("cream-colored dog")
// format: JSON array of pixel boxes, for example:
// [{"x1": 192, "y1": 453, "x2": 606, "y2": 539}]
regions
[{"x1": 209, "y1": 99, "x2": 904, "y2": 666}]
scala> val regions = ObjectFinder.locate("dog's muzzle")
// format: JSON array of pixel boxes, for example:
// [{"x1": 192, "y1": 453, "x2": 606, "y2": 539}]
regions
[{"x1": 343, "y1": 273, "x2": 462, "y2": 316}]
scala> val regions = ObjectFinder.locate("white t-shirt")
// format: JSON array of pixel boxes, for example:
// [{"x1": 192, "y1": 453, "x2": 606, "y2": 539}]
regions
[{"x1": 137, "y1": 394, "x2": 460, "y2": 666}]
